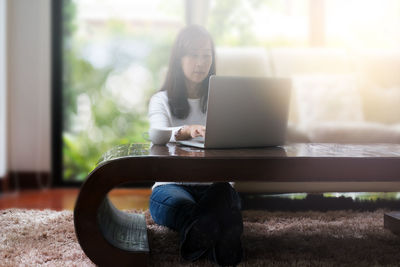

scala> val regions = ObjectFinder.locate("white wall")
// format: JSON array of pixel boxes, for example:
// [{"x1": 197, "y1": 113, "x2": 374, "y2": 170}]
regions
[
  {"x1": 7, "y1": 0, "x2": 51, "y2": 172},
  {"x1": 0, "y1": 0, "x2": 6, "y2": 177}
]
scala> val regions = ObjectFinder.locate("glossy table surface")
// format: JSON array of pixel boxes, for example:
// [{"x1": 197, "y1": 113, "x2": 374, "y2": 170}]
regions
[
  {"x1": 99, "y1": 143, "x2": 400, "y2": 162},
  {"x1": 94, "y1": 143, "x2": 400, "y2": 183},
  {"x1": 75, "y1": 142, "x2": 400, "y2": 266}
]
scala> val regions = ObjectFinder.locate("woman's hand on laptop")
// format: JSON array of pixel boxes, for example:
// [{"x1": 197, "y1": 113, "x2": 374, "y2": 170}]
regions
[{"x1": 175, "y1": 125, "x2": 205, "y2": 140}]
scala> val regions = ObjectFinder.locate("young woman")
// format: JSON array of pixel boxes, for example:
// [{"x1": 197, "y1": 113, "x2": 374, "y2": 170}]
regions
[{"x1": 148, "y1": 25, "x2": 244, "y2": 266}]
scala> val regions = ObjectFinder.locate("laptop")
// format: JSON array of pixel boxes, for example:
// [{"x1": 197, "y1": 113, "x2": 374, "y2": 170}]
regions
[{"x1": 177, "y1": 75, "x2": 291, "y2": 149}]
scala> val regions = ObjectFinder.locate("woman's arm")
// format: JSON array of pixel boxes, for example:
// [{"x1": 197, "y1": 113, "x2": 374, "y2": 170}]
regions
[
  {"x1": 175, "y1": 125, "x2": 205, "y2": 140},
  {"x1": 148, "y1": 93, "x2": 181, "y2": 142},
  {"x1": 148, "y1": 92, "x2": 205, "y2": 141}
]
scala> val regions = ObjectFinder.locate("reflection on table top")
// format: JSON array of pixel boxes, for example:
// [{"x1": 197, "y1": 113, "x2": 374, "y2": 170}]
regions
[{"x1": 97, "y1": 143, "x2": 400, "y2": 166}]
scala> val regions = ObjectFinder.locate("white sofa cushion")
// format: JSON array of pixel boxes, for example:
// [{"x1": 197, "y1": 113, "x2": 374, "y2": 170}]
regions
[
  {"x1": 269, "y1": 48, "x2": 351, "y2": 77},
  {"x1": 293, "y1": 74, "x2": 364, "y2": 128},
  {"x1": 359, "y1": 85, "x2": 400, "y2": 124},
  {"x1": 215, "y1": 47, "x2": 271, "y2": 77},
  {"x1": 308, "y1": 122, "x2": 400, "y2": 144},
  {"x1": 353, "y1": 50, "x2": 400, "y2": 124}
]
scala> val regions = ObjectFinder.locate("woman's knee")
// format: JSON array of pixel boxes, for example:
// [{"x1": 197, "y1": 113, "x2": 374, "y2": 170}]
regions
[
  {"x1": 150, "y1": 198, "x2": 178, "y2": 228},
  {"x1": 149, "y1": 185, "x2": 199, "y2": 230},
  {"x1": 151, "y1": 185, "x2": 195, "y2": 205}
]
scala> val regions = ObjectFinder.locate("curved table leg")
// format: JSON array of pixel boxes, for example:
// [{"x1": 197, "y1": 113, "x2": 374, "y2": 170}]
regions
[
  {"x1": 97, "y1": 197, "x2": 148, "y2": 253},
  {"x1": 74, "y1": 159, "x2": 152, "y2": 267}
]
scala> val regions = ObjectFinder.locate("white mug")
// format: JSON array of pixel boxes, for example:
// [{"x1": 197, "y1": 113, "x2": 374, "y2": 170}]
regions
[{"x1": 144, "y1": 128, "x2": 172, "y2": 145}]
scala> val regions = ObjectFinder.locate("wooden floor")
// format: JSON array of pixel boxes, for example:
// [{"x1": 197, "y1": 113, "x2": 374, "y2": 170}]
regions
[{"x1": 0, "y1": 187, "x2": 152, "y2": 211}]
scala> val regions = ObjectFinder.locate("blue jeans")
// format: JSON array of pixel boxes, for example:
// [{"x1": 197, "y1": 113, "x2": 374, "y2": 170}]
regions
[{"x1": 149, "y1": 183, "x2": 241, "y2": 232}]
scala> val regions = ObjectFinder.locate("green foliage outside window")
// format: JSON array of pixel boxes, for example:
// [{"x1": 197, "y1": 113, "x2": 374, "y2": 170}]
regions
[{"x1": 62, "y1": 0, "x2": 180, "y2": 181}]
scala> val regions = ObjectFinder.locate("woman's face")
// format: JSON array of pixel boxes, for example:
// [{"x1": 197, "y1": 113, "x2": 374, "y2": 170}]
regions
[{"x1": 181, "y1": 40, "x2": 213, "y2": 85}]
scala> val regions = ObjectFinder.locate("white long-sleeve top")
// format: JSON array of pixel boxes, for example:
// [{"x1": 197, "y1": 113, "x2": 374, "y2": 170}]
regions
[
  {"x1": 148, "y1": 91, "x2": 206, "y2": 142},
  {"x1": 148, "y1": 91, "x2": 211, "y2": 189}
]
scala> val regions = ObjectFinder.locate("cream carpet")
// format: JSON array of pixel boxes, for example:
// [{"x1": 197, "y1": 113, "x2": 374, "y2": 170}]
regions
[{"x1": 1, "y1": 209, "x2": 399, "y2": 266}]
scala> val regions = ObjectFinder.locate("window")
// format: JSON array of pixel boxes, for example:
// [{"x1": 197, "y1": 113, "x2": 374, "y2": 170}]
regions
[
  {"x1": 58, "y1": 0, "x2": 184, "y2": 183},
  {"x1": 325, "y1": 0, "x2": 400, "y2": 49},
  {"x1": 207, "y1": 0, "x2": 310, "y2": 47}
]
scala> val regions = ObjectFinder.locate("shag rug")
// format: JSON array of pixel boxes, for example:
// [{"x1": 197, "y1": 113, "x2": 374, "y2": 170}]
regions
[{"x1": 1, "y1": 209, "x2": 400, "y2": 266}]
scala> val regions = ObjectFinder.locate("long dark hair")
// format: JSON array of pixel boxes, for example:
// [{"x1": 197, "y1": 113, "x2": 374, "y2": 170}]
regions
[{"x1": 160, "y1": 25, "x2": 216, "y2": 119}]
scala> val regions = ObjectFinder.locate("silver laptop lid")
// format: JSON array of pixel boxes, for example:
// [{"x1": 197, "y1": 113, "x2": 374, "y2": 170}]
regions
[{"x1": 205, "y1": 75, "x2": 291, "y2": 148}]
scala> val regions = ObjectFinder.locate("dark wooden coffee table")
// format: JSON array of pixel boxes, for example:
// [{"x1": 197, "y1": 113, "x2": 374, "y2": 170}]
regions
[{"x1": 74, "y1": 143, "x2": 400, "y2": 266}]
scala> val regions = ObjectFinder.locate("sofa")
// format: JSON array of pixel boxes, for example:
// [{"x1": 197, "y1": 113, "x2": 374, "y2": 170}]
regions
[{"x1": 215, "y1": 47, "x2": 400, "y2": 193}]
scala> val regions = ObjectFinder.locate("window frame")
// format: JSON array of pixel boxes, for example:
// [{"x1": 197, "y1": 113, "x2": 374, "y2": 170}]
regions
[{"x1": 52, "y1": 0, "x2": 71, "y2": 186}]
